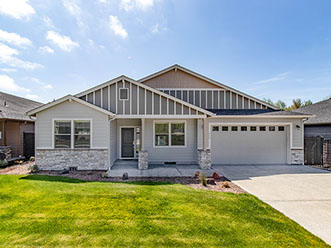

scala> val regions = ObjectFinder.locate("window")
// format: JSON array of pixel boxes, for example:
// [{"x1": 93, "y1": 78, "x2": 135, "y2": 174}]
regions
[
  {"x1": 212, "y1": 126, "x2": 219, "y2": 131},
  {"x1": 119, "y1": 88, "x2": 129, "y2": 100},
  {"x1": 154, "y1": 122, "x2": 185, "y2": 147},
  {"x1": 171, "y1": 123, "x2": 185, "y2": 146},
  {"x1": 155, "y1": 123, "x2": 169, "y2": 146},
  {"x1": 269, "y1": 126, "x2": 275, "y2": 131},
  {"x1": 278, "y1": 126, "x2": 285, "y2": 131},
  {"x1": 54, "y1": 120, "x2": 91, "y2": 149},
  {"x1": 241, "y1": 126, "x2": 247, "y2": 131},
  {"x1": 222, "y1": 126, "x2": 228, "y2": 131},
  {"x1": 260, "y1": 126, "x2": 266, "y2": 131},
  {"x1": 231, "y1": 126, "x2": 238, "y2": 131},
  {"x1": 250, "y1": 126, "x2": 257, "y2": 131},
  {"x1": 54, "y1": 121, "x2": 71, "y2": 148},
  {"x1": 74, "y1": 121, "x2": 90, "y2": 148}
]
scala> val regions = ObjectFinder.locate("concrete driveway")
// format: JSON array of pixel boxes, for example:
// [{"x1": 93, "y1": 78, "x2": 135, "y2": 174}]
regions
[{"x1": 213, "y1": 164, "x2": 331, "y2": 245}]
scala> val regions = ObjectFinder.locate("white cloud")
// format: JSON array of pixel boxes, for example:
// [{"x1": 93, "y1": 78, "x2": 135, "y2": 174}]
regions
[
  {"x1": 0, "y1": 68, "x2": 16, "y2": 73},
  {"x1": 0, "y1": 29, "x2": 32, "y2": 47},
  {"x1": 88, "y1": 39, "x2": 94, "y2": 46},
  {"x1": 42, "y1": 16, "x2": 55, "y2": 29},
  {"x1": 26, "y1": 94, "x2": 40, "y2": 100},
  {"x1": 62, "y1": 0, "x2": 84, "y2": 30},
  {"x1": 108, "y1": 15, "x2": 128, "y2": 39},
  {"x1": 0, "y1": 0, "x2": 35, "y2": 19},
  {"x1": 0, "y1": 43, "x2": 42, "y2": 70},
  {"x1": 120, "y1": 0, "x2": 154, "y2": 11},
  {"x1": 151, "y1": 23, "x2": 159, "y2": 33},
  {"x1": 24, "y1": 76, "x2": 53, "y2": 90},
  {"x1": 38, "y1": 46, "x2": 54, "y2": 54},
  {"x1": 0, "y1": 74, "x2": 30, "y2": 92},
  {"x1": 252, "y1": 72, "x2": 290, "y2": 85},
  {"x1": 46, "y1": 31, "x2": 79, "y2": 52}
]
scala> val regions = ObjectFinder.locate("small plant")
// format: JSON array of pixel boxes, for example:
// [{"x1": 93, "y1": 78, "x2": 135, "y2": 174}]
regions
[
  {"x1": 29, "y1": 156, "x2": 35, "y2": 162},
  {"x1": 0, "y1": 159, "x2": 8, "y2": 168},
  {"x1": 212, "y1": 172, "x2": 221, "y2": 180},
  {"x1": 221, "y1": 181, "x2": 230, "y2": 188},
  {"x1": 200, "y1": 171, "x2": 207, "y2": 187},
  {"x1": 29, "y1": 164, "x2": 39, "y2": 173},
  {"x1": 101, "y1": 172, "x2": 108, "y2": 178},
  {"x1": 194, "y1": 171, "x2": 200, "y2": 178}
]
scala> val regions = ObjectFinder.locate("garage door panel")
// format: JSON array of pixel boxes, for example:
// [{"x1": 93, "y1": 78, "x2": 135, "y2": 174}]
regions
[{"x1": 211, "y1": 126, "x2": 287, "y2": 164}]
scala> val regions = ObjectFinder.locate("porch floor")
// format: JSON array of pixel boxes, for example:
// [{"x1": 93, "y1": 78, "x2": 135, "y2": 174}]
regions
[{"x1": 107, "y1": 163, "x2": 215, "y2": 178}]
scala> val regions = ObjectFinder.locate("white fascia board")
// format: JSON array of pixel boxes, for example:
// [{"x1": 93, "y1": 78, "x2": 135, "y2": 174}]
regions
[{"x1": 210, "y1": 114, "x2": 314, "y2": 119}]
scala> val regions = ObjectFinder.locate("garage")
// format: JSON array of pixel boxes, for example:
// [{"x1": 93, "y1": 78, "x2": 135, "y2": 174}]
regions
[{"x1": 211, "y1": 125, "x2": 288, "y2": 164}]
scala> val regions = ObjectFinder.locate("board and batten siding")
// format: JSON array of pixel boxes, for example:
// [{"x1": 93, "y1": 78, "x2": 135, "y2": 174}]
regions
[
  {"x1": 36, "y1": 100, "x2": 109, "y2": 148},
  {"x1": 79, "y1": 80, "x2": 203, "y2": 116},
  {"x1": 144, "y1": 119, "x2": 198, "y2": 164},
  {"x1": 159, "y1": 89, "x2": 267, "y2": 110}
]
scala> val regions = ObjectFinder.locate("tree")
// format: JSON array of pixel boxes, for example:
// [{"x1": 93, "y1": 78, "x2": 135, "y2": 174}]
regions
[{"x1": 275, "y1": 100, "x2": 286, "y2": 110}]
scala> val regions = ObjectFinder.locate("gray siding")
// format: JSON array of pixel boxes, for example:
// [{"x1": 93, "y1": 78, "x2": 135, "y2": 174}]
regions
[
  {"x1": 36, "y1": 100, "x2": 108, "y2": 148},
  {"x1": 144, "y1": 119, "x2": 198, "y2": 164},
  {"x1": 79, "y1": 80, "x2": 205, "y2": 116},
  {"x1": 304, "y1": 125, "x2": 331, "y2": 140}
]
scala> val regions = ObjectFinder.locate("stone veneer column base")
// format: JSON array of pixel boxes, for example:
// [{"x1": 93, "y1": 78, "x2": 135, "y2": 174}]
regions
[
  {"x1": 35, "y1": 149, "x2": 108, "y2": 170},
  {"x1": 291, "y1": 149, "x2": 304, "y2": 165},
  {"x1": 198, "y1": 149, "x2": 211, "y2": 169},
  {"x1": 0, "y1": 146, "x2": 11, "y2": 160},
  {"x1": 138, "y1": 150, "x2": 148, "y2": 170}
]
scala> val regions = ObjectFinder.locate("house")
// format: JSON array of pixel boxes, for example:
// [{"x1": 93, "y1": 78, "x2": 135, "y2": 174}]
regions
[
  {"x1": 293, "y1": 98, "x2": 331, "y2": 140},
  {"x1": 27, "y1": 65, "x2": 312, "y2": 170},
  {"x1": 0, "y1": 91, "x2": 42, "y2": 160}
]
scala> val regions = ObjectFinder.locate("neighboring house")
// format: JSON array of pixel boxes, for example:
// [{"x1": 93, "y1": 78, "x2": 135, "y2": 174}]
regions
[
  {"x1": 27, "y1": 65, "x2": 312, "y2": 170},
  {"x1": 0, "y1": 91, "x2": 42, "y2": 159},
  {"x1": 293, "y1": 98, "x2": 331, "y2": 140}
]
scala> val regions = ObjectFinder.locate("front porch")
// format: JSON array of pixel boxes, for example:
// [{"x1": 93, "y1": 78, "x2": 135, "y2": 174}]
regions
[{"x1": 107, "y1": 159, "x2": 215, "y2": 177}]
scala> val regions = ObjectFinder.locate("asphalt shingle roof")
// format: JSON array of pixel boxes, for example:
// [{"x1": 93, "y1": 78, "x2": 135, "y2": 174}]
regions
[
  {"x1": 208, "y1": 109, "x2": 310, "y2": 116},
  {"x1": 292, "y1": 98, "x2": 331, "y2": 124},
  {"x1": 0, "y1": 91, "x2": 43, "y2": 121}
]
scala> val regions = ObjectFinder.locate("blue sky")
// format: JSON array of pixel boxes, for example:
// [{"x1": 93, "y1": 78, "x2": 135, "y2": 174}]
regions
[{"x1": 0, "y1": 0, "x2": 330, "y2": 105}]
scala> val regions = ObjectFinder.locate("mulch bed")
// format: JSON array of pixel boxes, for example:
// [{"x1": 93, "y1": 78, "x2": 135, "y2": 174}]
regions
[{"x1": 36, "y1": 170, "x2": 247, "y2": 194}]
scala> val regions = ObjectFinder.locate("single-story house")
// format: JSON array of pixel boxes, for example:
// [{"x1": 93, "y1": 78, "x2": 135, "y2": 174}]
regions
[
  {"x1": 293, "y1": 98, "x2": 331, "y2": 140},
  {"x1": 27, "y1": 65, "x2": 312, "y2": 170},
  {"x1": 0, "y1": 91, "x2": 42, "y2": 160}
]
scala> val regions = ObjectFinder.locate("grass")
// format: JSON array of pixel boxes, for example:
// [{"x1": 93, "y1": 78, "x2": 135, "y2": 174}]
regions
[{"x1": 0, "y1": 175, "x2": 328, "y2": 247}]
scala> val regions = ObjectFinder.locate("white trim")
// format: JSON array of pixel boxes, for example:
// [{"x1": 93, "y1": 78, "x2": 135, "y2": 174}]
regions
[
  {"x1": 137, "y1": 64, "x2": 279, "y2": 110},
  {"x1": 27, "y1": 95, "x2": 116, "y2": 117},
  {"x1": 153, "y1": 120, "x2": 187, "y2": 148},
  {"x1": 119, "y1": 126, "x2": 139, "y2": 159},
  {"x1": 36, "y1": 147, "x2": 108, "y2": 150},
  {"x1": 52, "y1": 118, "x2": 93, "y2": 149},
  {"x1": 116, "y1": 115, "x2": 206, "y2": 119},
  {"x1": 210, "y1": 115, "x2": 312, "y2": 119}
]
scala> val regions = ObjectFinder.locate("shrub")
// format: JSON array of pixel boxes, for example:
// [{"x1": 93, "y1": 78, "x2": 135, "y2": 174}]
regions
[
  {"x1": 0, "y1": 159, "x2": 8, "y2": 168},
  {"x1": 29, "y1": 156, "x2": 35, "y2": 162},
  {"x1": 221, "y1": 181, "x2": 230, "y2": 188},
  {"x1": 200, "y1": 171, "x2": 207, "y2": 187},
  {"x1": 212, "y1": 172, "x2": 221, "y2": 180},
  {"x1": 29, "y1": 164, "x2": 39, "y2": 173},
  {"x1": 194, "y1": 171, "x2": 200, "y2": 178},
  {"x1": 101, "y1": 172, "x2": 108, "y2": 178}
]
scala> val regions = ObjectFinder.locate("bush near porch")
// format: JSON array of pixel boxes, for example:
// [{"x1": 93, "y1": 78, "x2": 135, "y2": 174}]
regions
[{"x1": 0, "y1": 175, "x2": 328, "y2": 247}]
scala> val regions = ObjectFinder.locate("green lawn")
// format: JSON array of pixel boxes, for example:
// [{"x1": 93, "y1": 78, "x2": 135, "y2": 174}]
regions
[{"x1": 0, "y1": 175, "x2": 328, "y2": 247}]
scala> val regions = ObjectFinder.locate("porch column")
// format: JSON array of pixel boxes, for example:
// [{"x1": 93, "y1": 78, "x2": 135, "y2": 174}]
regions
[
  {"x1": 138, "y1": 118, "x2": 148, "y2": 169},
  {"x1": 198, "y1": 118, "x2": 211, "y2": 169}
]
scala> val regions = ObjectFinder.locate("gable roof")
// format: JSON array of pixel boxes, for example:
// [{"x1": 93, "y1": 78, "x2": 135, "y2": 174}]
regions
[
  {"x1": 0, "y1": 91, "x2": 43, "y2": 121},
  {"x1": 138, "y1": 64, "x2": 279, "y2": 110},
  {"x1": 292, "y1": 98, "x2": 331, "y2": 124},
  {"x1": 75, "y1": 75, "x2": 215, "y2": 117},
  {"x1": 27, "y1": 95, "x2": 116, "y2": 117}
]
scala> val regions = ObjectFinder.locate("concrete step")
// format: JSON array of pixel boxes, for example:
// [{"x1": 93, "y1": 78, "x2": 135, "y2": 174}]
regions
[{"x1": 113, "y1": 159, "x2": 138, "y2": 165}]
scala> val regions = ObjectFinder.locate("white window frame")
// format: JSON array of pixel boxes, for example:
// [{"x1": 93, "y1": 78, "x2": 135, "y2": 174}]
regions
[
  {"x1": 119, "y1": 88, "x2": 129, "y2": 101},
  {"x1": 153, "y1": 120, "x2": 186, "y2": 148},
  {"x1": 52, "y1": 118, "x2": 93, "y2": 149}
]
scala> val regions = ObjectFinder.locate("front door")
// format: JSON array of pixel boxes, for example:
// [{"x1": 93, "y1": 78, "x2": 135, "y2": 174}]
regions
[{"x1": 121, "y1": 128, "x2": 135, "y2": 158}]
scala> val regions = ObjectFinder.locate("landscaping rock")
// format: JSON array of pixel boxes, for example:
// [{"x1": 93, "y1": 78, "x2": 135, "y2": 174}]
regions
[{"x1": 122, "y1": 173, "x2": 128, "y2": 180}]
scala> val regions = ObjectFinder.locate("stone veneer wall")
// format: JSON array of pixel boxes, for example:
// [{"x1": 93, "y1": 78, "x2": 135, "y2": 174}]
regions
[
  {"x1": 138, "y1": 150, "x2": 148, "y2": 170},
  {"x1": 36, "y1": 149, "x2": 108, "y2": 170},
  {"x1": 0, "y1": 146, "x2": 11, "y2": 160},
  {"x1": 323, "y1": 140, "x2": 331, "y2": 166},
  {"x1": 291, "y1": 149, "x2": 304, "y2": 165},
  {"x1": 198, "y1": 149, "x2": 211, "y2": 169}
]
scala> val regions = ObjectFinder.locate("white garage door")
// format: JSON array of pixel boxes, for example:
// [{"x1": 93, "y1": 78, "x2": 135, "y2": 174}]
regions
[{"x1": 211, "y1": 125, "x2": 288, "y2": 164}]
